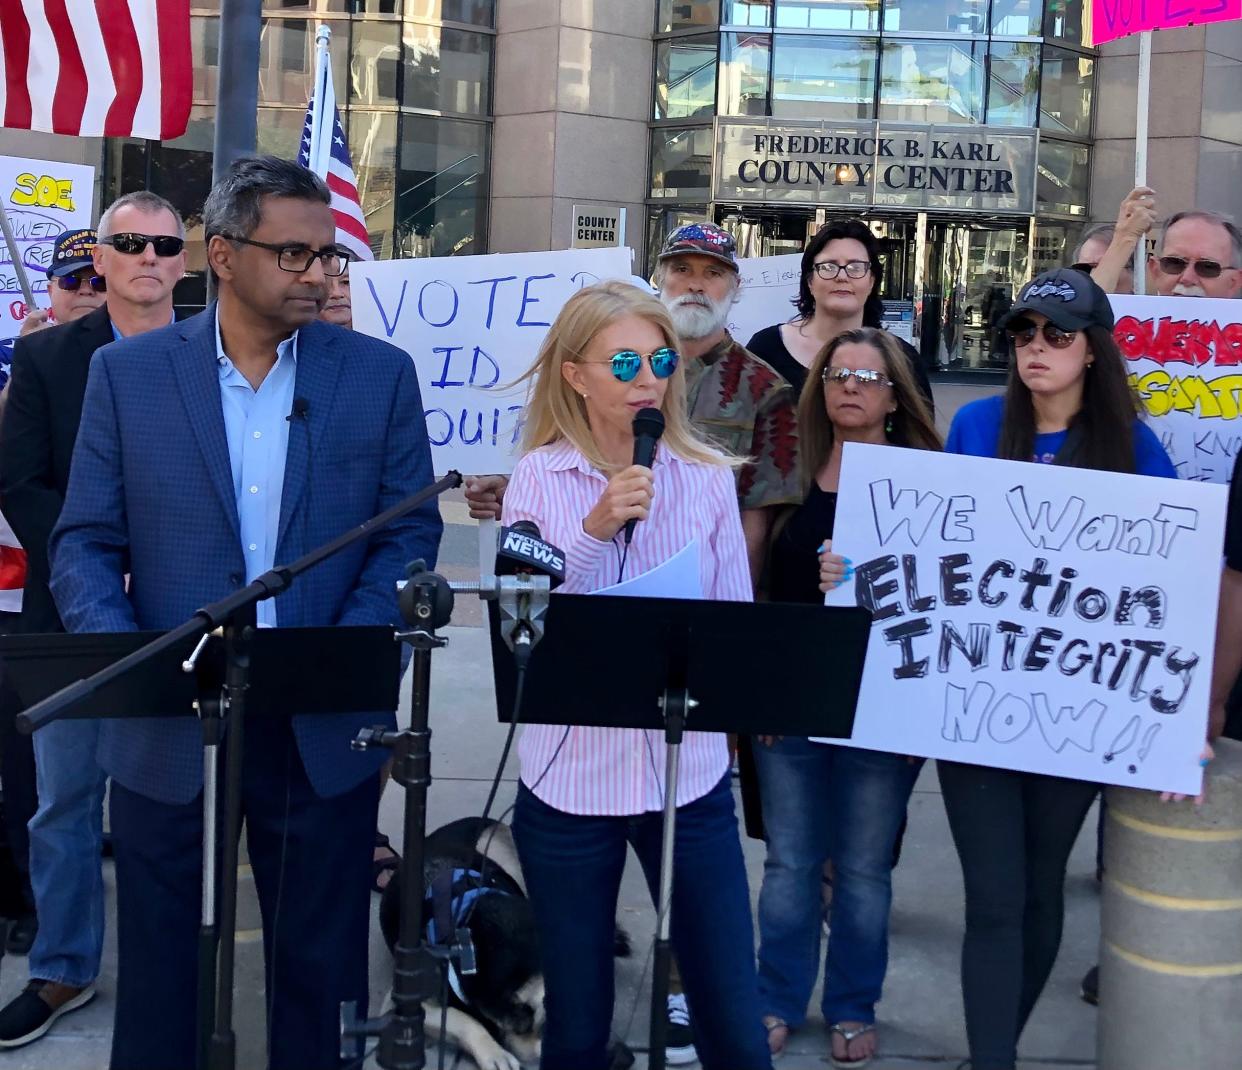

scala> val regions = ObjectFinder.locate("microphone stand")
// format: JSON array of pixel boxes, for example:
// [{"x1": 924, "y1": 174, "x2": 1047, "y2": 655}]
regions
[{"x1": 18, "y1": 471, "x2": 463, "y2": 1070}]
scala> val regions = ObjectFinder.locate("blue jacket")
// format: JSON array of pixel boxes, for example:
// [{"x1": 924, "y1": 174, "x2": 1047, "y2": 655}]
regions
[{"x1": 49, "y1": 306, "x2": 443, "y2": 804}]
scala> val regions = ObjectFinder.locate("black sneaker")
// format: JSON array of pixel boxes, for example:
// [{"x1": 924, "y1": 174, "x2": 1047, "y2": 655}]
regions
[
  {"x1": 1080, "y1": 964, "x2": 1100, "y2": 1006},
  {"x1": 5, "y1": 914, "x2": 37, "y2": 956},
  {"x1": 665, "y1": 993, "x2": 698, "y2": 1065},
  {"x1": 0, "y1": 981, "x2": 96, "y2": 1048}
]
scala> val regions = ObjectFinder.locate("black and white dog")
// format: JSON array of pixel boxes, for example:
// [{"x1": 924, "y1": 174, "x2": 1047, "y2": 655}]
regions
[{"x1": 379, "y1": 818, "x2": 544, "y2": 1070}]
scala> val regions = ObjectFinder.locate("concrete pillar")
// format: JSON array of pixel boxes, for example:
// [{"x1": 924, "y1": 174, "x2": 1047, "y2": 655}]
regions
[{"x1": 1097, "y1": 738, "x2": 1242, "y2": 1070}]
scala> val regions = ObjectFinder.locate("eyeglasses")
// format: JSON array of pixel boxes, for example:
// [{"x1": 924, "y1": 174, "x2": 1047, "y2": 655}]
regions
[
  {"x1": 224, "y1": 236, "x2": 349, "y2": 276},
  {"x1": 812, "y1": 260, "x2": 870, "y2": 281},
  {"x1": 1069, "y1": 262, "x2": 1097, "y2": 274},
  {"x1": 1156, "y1": 255, "x2": 1234, "y2": 279},
  {"x1": 582, "y1": 347, "x2": 680, "y2": 383},
  {"x1": 822, "y1": 366, "x2": 892, "y2": 388},
  {"x1": 99, "y1": 233, "x2": 185, "y2": 257},
  {"x1": 56, "y1": 272, "x2": 107, "y2": 294},
  {"x1": 1005, "y1": 318, "x2": 1078, "y2": 349}
]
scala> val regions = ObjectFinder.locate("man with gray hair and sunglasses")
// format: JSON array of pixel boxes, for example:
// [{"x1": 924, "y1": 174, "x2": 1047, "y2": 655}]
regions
[
  {"x1": 1149, "y1": 209, "x2": 1242, "y2": 299},
  {"x1": 0, "y1": 190, "x2": 186, "y2": 1049}
]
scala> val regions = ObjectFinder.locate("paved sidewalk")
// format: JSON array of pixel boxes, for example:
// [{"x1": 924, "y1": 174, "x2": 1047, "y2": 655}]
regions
[{"x1": 0, "y1": 506, "x2": 1102, "y2": 1068}]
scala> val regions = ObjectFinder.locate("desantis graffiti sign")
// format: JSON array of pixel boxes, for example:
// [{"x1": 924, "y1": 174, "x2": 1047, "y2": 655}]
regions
[
  {"x1": 825, "y1": 444, "x2": 1225, "y2": 795},
  {"x1": 715, "y1": 118, "x2": 1036, "y2": 214},
  {"x1": 351, "y1": 247, "x2": 632, "y2": 475},
  {"x1": 1113, "y1": 294, "x2": 1242, "y2": 483}
]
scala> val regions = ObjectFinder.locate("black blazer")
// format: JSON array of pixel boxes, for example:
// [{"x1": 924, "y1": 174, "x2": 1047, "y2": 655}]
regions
[{"x1": 0, "y1": 306, "x2": 115, "y2": 633}]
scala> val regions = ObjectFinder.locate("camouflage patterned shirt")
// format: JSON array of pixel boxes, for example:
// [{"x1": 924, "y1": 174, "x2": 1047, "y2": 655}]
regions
[{"x1": 683, "y1": 333, "x2": 801, "y2": 512}]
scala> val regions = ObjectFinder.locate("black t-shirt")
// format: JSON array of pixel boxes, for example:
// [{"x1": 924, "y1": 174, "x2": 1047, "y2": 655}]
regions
[
  {"x1": 1226, "y1": 452, "x2": 1242, "y2": 571},
  {"x1": 769, "y1": 483, "x2": 838, "y2": 605},
  {"x1": 745, "y1": 322, "x2": 935, "y2": 412}
]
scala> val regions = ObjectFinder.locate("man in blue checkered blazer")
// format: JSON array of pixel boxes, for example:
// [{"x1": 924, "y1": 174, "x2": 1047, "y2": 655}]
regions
[{"x1": 48, "y1": 157, "x2": 442, "y2": 1070}]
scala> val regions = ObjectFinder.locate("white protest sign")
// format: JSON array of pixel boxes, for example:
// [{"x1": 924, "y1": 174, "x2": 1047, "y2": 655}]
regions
[
  {"x1": 825, "y1": 443, "x2": 1225, "y2": 795},
  {"x1": 352, "y1": 247, "x2": 633, "y2": 475},
  {"x1": 1113, "y1": 293, "x2": 1242, "y2": 484},
  {"x1": 726, "y1": 253, "x2": 802, "y2": 347},
  {"x1": 1, "y1": 155, "x2": 96, "y2": 341}
]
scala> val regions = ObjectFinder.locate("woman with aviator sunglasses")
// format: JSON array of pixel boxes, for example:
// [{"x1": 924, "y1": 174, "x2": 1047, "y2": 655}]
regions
[
  {"x1": 754, "y1": 327, "x2": 941, "y2": 1068},
  {"x1": 942, "y1": 268, "x2": 1174, "y2": 1070},
  {"x1": 503, "y1": 281, "x2": 773, "y2": 1070}
]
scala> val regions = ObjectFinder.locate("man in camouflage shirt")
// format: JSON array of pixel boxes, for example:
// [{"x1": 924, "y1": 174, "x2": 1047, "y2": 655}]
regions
[{"x1": 653, "y1": 222, "x2": 801, "y2": 584}]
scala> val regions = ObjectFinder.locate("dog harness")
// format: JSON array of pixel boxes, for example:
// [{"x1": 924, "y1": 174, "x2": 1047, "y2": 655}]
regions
[{"x1": 425, "y1": 867, "x2": 510, "y2": 1006}]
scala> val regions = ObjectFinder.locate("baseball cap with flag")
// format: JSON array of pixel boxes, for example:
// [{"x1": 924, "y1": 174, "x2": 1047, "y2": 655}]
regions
[{"x1": 657, "y1": 222, "x2": 739, "y2": 272}]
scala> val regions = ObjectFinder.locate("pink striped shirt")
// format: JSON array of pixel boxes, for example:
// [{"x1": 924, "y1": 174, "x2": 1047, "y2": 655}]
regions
[{"x1": 502, "y1": 439, "x2": 752, "y2": 816}]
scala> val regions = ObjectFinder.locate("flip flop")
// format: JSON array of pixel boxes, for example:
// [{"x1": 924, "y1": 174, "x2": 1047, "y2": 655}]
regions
[
  {"x1": 372, "y1": 831, "x2": 399, "y2": 894},
  {"x1": 763, "y1": 1015, "x2": 790, "y2": 1059},
  {"x1": 829, "y1": 1022, "x2": 876, "y2": 1069}
]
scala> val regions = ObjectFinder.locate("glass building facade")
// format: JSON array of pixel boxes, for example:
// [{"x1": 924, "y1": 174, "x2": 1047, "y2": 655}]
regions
[
  {"x1": 650, "y1": 0, "x2": 1096, "y2": 372},
  {"x1": 104, "y1": 1, "x2": 494, "y2": 310}
]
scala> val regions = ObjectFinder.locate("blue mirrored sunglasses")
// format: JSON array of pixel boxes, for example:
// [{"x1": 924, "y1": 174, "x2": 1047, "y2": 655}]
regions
[{"x1": 587, "y1": 346, "x2": 680, "y2": 382}]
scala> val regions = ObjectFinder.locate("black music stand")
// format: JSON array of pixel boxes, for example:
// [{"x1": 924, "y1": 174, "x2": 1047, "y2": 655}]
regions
[
  {"x1": 0, "y1": 626, "x2": 400, "y2": 1069},
  {"x1": 490, "y1": 594, "x2": 873, "y2": 1070}
]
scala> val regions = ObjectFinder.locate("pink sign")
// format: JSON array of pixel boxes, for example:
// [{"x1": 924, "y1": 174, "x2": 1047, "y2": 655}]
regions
[{"x1": 1088, "y1": 0, "x2": 1242, "y2": 45}]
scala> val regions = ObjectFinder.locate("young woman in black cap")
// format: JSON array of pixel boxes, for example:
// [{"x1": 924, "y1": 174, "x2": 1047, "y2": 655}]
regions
[{"x1": 941, "y1": 268, "x2": 1176, "y2": 1070}]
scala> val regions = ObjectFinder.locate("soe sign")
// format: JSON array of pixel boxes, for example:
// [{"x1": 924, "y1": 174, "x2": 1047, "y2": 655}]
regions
[
  {"x1": 715, "y1": 118, "x2": 1037, "y2": 215},
  {"x1": 571, "y1": 205, "x2": 625, "y2": 248}
]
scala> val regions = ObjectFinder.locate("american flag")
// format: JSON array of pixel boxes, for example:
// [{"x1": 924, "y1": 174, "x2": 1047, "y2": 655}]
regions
[
  {"x1": 0, "y1": 0, "x2": 191, "y2": 139},
  {"x1": 298, "y1": 27, "x2": 372, "y2": 262}
]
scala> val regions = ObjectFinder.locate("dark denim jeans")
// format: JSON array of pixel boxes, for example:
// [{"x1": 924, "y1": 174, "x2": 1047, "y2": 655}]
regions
[
  {"x1": 753, "y1": 737, "x2": 920, "y2": 1027},
  {"x1": 513, "y1": 774, "x2": 771, "y2": 1070}
]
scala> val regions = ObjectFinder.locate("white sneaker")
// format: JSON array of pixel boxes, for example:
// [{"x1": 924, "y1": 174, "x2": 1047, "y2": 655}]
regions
[{"x1": 664, "y1": 992, "x2": 698, "y2": 1065}]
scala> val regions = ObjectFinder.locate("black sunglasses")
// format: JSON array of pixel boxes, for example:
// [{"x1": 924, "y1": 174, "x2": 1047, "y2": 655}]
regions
[
  {"x1": 100, "y1": 233, "x2": 185, "y2": 257},
  {"x1": 1156, "y1": 255, "x2": 1233, "y2": 279},
  {"x1": 1069, "y1": 262, "x2": 1096, "y2": 274},
  {"x1": 1005, "y1": 318, "x2": 1078, "y2": 349},
  {"x1": 56, "y1": 272, "x2": 107, "y2": 293}
]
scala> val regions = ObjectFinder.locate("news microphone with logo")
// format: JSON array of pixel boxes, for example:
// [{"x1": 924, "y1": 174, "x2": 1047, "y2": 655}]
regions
[
  {"x1": 495, "y1": 520, "x2": 566, "y2": 587},
  {"x1": 625, "y1": 407, "x2": 665, "y2": 545}
]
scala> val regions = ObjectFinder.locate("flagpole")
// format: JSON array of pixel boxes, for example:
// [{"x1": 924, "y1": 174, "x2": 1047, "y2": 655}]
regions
[
  {"x1": 212, "y1": 0, "x2": 262, "y2": 185},
  {"x1": 307, "y1": 26, "x2": 333, "y2": 179},
  {"x1": 1133, "y1": 30, "x2": 1152, "y2": 295}
]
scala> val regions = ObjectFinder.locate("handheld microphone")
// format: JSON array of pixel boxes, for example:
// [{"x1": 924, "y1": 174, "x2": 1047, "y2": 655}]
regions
[
  {"x1": 624, "y1": 407, "x2": 664, "y2": 545},
  {"x1": 286, "y1": 398, "x2": 309, "y2": 422}
]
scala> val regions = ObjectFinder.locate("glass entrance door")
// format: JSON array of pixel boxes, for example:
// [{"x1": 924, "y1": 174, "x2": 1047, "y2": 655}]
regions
[{"x1": 923, "y1": 220, "x2": 1030, "y2": 371}]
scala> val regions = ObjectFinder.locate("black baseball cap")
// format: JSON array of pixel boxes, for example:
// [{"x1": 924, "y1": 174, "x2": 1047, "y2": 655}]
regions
[
  {"x1": 1002, "y1": 268, "x2": 1114, "y2": 333},
  {"x1": 47, "y1": 228, "x2": 98, "y2": 279}
]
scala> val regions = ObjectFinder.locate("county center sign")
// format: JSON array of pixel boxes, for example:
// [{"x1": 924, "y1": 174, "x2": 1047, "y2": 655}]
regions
[{"x1": 715, "y1": 118, "x2": 1038, "y2": 215}]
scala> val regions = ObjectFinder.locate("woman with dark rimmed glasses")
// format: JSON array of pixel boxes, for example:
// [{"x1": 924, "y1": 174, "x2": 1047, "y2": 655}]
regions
[
  {"x1": 754, "y1": 327, "x2": 941, "y2": 1068},
  {"x1": 941, "y1": 268, "x2": 1175, "y2": 1070},
  {"x1": 501, "y1": 281, "x2": 773, "y2": 1070}
]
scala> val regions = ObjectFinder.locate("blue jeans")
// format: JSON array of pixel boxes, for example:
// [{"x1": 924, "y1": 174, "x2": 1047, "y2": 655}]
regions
[
  {"x1": 513, "y1": 775, "x2": 771, "y2": 1070},
  {"x1": 753, "y1": 737, "x2": 920, "y2": 1027},
  {"x1": 27, "y1": 717, "x2": 108, "y2": 986}
]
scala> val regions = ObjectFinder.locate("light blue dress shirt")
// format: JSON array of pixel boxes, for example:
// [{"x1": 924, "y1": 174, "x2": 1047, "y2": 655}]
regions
[{"x1": 213, "y1": 313, "x2": 298, "y2": 627}]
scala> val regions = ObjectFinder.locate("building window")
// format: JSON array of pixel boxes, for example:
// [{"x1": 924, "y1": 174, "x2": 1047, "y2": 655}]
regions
[
  {"x1": 407, "y1": 0, "x2": 495, "y2": 24},
  {"x1": 772, "y1": 34, "x2": 878, "y2": 120},
  {"x1": 402, "y1": 22, "x2": 492, "y2": 114},
  {"x1": 719, "y1": 31, "x2": 771, "y2": 116},
  {"x1": 655, "y1": 35, "x2": 718, "y2": 120},
  {"x1": 257, "y1": 19, "x2": 350, "y2": 105},
  {"x1": 1045, "y1": 0, "x2": 1086, "y2": 44},
  {"x1": 192, "y1": 16, "x2": 220, "y2": 104},
  {"x1": 991, "y1": 0, "x2": 1043, "y2": 34},
  {"x1": 987, "y1": 41, "x2": 1040, "y2": 126},
  {"x1": 723, "y1": 0, "x2": 773, "y2": 26},
  {"x1": 351, "y1": 21, "x2": 402, "y2": 105},
  {"x1": 882, "y1": 0, "x2": 987, "y2": 34},
  {"x1": 1040, "y1": 46, "x2": 1094, "y2": 138},
  {"x1": 657, "y1": 0, "x2": 720, "y2": 34},
  {"x1": 1037, "y1": 138, "x2": 1090, "y2": 216},
  {"x1": 396, "y1": 115, "x2": 489, "y2": 257},
  {"x1": 776, "y1": 0, "x2": 880, "y2": 30},
  {"x1": 349, "y1": 109, "x2": 399, "y2": 256},
  {"x1": 879, "y1": 39, "x2": 985, "y2": 125},
  {"x1": 650, "y1": 126, "x2": 714, "y2": 198},
  {"x1": 263, "y1": 1, "x2": 351, "y2": 12}
]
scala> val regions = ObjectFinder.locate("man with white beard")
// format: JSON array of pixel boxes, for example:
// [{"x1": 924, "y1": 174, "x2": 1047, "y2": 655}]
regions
[
  {"x1": 1149, "y1": 210, "x2": 1242, "y2": 298},
  {"x1": 467, "y1": 223, "x2": 800, "y2": 589}
]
